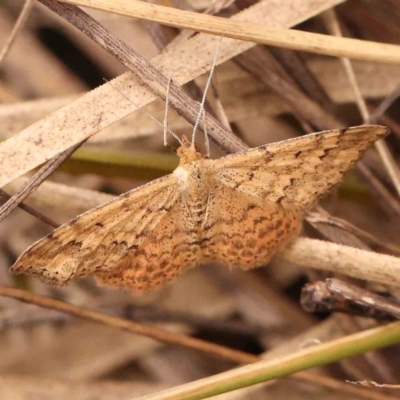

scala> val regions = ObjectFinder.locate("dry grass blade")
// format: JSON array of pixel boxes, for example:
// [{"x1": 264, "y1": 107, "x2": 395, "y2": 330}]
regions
[
  {"x1": 39, "y1": 1, "x2": 245, "y2": 151},
  {"x1": 58, "y1": 0, "x2": 400, "y2": 64},
  {"x1": 1, "y1": 59, "x2": 398, "y2": 143},
  {"x1": 0, "y1": 0, "x2": 341, "y2": 187}
]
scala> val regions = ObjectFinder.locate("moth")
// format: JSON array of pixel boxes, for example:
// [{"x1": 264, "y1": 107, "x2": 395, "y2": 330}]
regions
[{"x1": 10, "y1": 125, "x2": 387, "y2": 291}]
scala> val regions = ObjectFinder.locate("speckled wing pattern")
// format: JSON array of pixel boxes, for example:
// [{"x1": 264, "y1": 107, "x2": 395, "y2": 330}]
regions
[
  {"x1": 199, "y1": 125, "x2": 387, "y2": 270},
  {"x1": 11, "y1": 174, "x2": 190, "y2": 291},
  {"x1": 213, "y1": 125, "x2": 386, "y2": 208},
  {"x1": 11, "y1": 125, "x2": 387, "y2": 291}
]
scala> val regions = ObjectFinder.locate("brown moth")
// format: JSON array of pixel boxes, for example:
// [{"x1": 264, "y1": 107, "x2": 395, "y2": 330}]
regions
[{"x1": 11, "y1": 125, "x2": 387, "y2": 292}]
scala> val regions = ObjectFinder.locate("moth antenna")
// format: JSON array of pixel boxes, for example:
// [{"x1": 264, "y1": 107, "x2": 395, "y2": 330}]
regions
[
  {"x1": 203, "y1": 109, "x2": 210, "y2": 157},
  {"x1": 191, "y1": 35, "x2": 223, "y2": 146},
  {"x1": 103, "y1": 78, "x2": 182, "y2": 146}
]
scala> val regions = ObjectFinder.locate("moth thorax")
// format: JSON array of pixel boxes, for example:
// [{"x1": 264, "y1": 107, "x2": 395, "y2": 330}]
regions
[
  {"x1": 174, "y1": 164, "x2": 209, "y2": 196},
  {"x1": 173, "y1": 166, "x2": 190, "y2": 184}
]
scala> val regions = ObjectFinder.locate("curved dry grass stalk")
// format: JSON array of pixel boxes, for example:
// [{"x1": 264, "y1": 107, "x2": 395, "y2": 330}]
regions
[
  {"x1": 59, "y1": 0, "x2": 400, "y2": 64},
  {"x1": 0, "y1": 0, "x2": 342, "y2": 187},
  {"x1": 280, "y1": 238, "x2": 400, "y2": 287}
]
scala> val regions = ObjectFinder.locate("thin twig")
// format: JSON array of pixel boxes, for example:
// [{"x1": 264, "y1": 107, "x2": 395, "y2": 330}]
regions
[
  {"x1": 0, "y1": 300, "x2": 260, "y2": 336},
  {"x1": 0, "y1": 284, "x2": 256, "y2": 364},
  {"x1": 58, "y1": 0, "x2": 400, "y2": 65},
  {"x1": 0, "y1": 0, "x2": 35, "y2": 67},
  {"x1": 0, "y1": 189, "x2": 59, "y2": 229},
  {"x1": 0, "y1": 140, "x2": 85, "y2": 224},
  {"x1": 322, "y1": 9, "x2": 400, "y2": 198}
]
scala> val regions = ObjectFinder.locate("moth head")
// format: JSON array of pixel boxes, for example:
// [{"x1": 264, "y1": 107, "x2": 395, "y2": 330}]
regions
[{"x1": 177, "y1": 135, "x2": 204, "y2": 165}]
